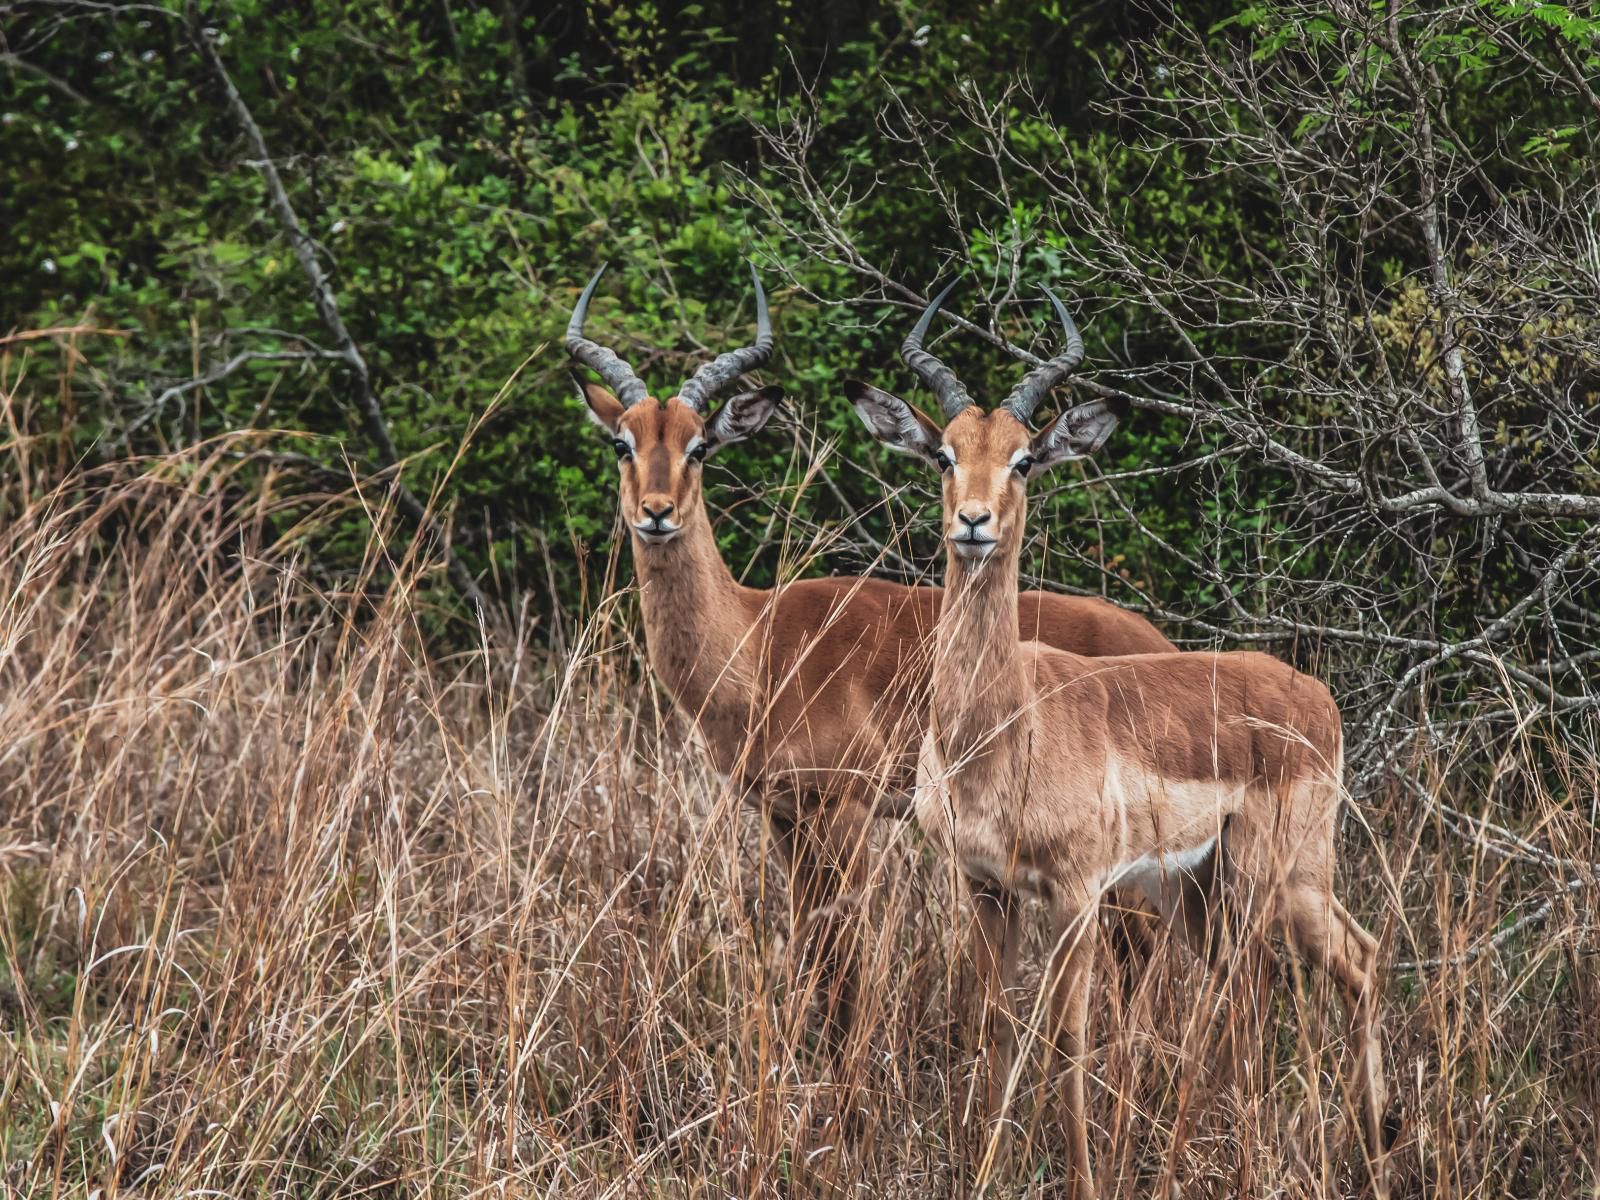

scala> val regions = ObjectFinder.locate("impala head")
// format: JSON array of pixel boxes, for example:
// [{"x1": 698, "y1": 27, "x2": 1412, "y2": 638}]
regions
[
  {"x1": 569, "y1": 263, "x2": 783, "y2": 547},
  {"x1": 846, "y1": 281, "x2": 1126, "y2": 563}
]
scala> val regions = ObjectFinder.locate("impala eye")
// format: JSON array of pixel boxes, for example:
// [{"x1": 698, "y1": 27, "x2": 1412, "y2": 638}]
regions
[
  {"x1": 612, "y1": 439, "x2": 631, "y2": 460},
  {"x1": 1012, "y1": 455, "x2": 1034, "y2": 477},
  {"x1": 934, "y1": 450, "x2": 953, "y2": 472},
  {"x1": 687, "y1": 442, "x2": 708, "y2": 463}
]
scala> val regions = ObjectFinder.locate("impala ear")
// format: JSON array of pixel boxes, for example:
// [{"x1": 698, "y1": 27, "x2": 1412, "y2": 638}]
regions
[
  {"x1": 845, "y1": 380, "x2": 942, "y2": 462},
  {"x1": 573, "y1": 371, "x2": 626, "y2": 435},
  {"x1": 703, "y1": 385, "x2": 783, "y2": 452},
  {"x1": 1029, "y1": 397, "x2": 1128, "y2": 468}
]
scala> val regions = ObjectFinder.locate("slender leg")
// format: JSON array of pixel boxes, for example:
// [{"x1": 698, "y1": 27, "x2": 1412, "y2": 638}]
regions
[
  {"x1": 968, "y1": 879, "x2": 1025, "y2": 1137},
  {"x1": 1161, "y1": 836, "x2": 1246, "y2": 1196},
  {"x1": 769, "y1": 801, "x2": 868, "y2": 1064},
  {"x1": 1102, "y1": 884, "x2": 1162, "y2": 1003},
  {"x1": 1285, "y1": 885, "x2": 1392, "y2": 1200},
  {"x1": 1046, "y1": 892, "x2": 1100, "y2": 1200},
  {"x1": 1210, "y1": 919, "x2": 1273, "y2": 1100},
  {"x1": 1183, "y1": 821, "x2": 1272, "y2": 1096}
]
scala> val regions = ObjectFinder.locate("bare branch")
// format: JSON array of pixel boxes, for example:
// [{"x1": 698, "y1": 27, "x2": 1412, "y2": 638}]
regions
[{"x1": 191, "y1": 12, "x2": 489, "y2": 616}]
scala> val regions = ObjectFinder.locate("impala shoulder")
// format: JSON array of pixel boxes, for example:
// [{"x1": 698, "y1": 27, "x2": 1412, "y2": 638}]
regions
[{"x1": 760, "y1": 577, "x2": 921, "y2": 666}]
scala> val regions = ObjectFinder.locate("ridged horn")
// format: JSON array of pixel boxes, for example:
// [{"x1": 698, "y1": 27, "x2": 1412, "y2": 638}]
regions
[
  {"x1": 900, "y1": 279, "x2": 972, "y2": 420},
  {"x1": 566, "y1": 263, "x2": 649, "y2": 407},
  {"x1": 677, "y1": 262, "x2": 774, "y2": 411},
  {"x1": 1002, "y1": 284, "x2": 1085, "y2": 424}
]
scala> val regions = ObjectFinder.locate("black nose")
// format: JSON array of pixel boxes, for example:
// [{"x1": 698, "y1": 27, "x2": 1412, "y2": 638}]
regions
[
  {"x1": 959, "y1": 510, "x2": 991, "y2": 530},
  {"x1": 642, "y1": 500, "x2": 674, "y2": 523}
]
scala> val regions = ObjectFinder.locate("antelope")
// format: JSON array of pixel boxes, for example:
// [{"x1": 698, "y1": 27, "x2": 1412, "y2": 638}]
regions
[
  {"x1": 566, "y1": 263, "x2": 1177, "y2": 1056},
  {"x1": 847, "y1": 283, "x2": 1390, "y2": 1197}
]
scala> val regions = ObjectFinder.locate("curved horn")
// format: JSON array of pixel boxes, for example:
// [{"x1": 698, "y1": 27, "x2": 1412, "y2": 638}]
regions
[
  {"x1": 900, "y1": 279, "x2": 972, "y2": 420},
  {"x1": 567, "y1": 263, "x2": 649, "y2": 408},
  {"x1": 1002, "y1": 284, "x2": 1085, "y2": 425},
  {"x1": 677, "y1": 262, "x2": 774, "y2": 412}
]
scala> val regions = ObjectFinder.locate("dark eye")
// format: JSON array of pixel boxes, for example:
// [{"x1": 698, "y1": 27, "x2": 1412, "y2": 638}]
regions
[
  {"x1": 1012, "y1": 456, "x2": 1034, "y2": 477},
  {"x1": 688, "y1": 443, "x2": 708, "y2": 463},
  {"x1": 612, "y1": 439, "x2": 631, "y2": 460},
  {"x1": 934, "y1": 451, "x2": 953, "y2": 472}
]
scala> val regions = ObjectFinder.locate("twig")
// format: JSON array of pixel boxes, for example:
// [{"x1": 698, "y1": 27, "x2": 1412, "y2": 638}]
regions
[
  {"x1": 0, "y1": 326, "x2": 132, "y2": 346},
  {"x1": 0, "y1": 51, "x2": 90, "y2": 104},
  {"x1": 143, "y1": 348, "x2": 345, "y2": 421},
  {"x1": 1395, "y1": 875, "x2": 1594, "y2": 973}
]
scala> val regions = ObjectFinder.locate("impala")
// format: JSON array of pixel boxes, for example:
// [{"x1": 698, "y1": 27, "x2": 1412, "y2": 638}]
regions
[
  {"x1": 847, "y1": 283, "x2": 1390, "y2": 1197},
  {"x1": 567, "y1": 263, "x2": 1176, "y2": 1056}
]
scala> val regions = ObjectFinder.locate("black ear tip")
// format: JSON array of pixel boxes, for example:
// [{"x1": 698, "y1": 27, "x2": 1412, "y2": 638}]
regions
[
  {"x1": 568, "y1": 368, "x2": 590, "y2": 396},
  {"x1": 759, "y1": 384, "x2": 785, "y2": 402},
  {"x1": 842, "y1": 379, "x2": 869, "y2": 402},
  {"x1": 1107, "y1": 395, "x2": 1132, "y2": 420}
]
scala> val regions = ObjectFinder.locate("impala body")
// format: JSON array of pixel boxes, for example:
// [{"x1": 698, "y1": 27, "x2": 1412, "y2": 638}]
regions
[
  {"x1": 848, "y1": 283, "x2": 1390, "y2": 1198},
  {"x1": 567, "y1": 264, "x2": 1174, "y2": 1051}
]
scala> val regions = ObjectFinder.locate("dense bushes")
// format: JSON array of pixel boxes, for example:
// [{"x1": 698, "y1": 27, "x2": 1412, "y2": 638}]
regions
[{"x1": 2, "y1": 1, "x2": 1239, "y2": 606}]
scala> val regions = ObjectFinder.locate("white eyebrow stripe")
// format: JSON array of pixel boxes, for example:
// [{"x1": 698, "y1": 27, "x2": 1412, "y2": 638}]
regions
[
  {"x1": 621, "y1": 429, "x2": 637, "y2": 451},
  {"x1": 684, "y1": 435, "x2": 704, "y2": 458},
  {"x1": 939, "y1": 445, "x2": 957, "y2": 464},
  {"x1": 1008, "y1": 447, "x2": 1031, "y2": 467}
]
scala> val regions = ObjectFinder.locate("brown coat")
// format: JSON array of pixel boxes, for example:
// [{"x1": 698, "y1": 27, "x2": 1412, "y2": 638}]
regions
[{"x1": 632, "y1": 500, "x2": 1174, "y2": 818}]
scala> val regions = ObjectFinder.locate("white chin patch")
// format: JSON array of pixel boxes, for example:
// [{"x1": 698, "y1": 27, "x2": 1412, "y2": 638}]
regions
[
  {"x1": 633, "y1": 526, "x2": 681, "y2": 545},
  {"x1": 950, "y1": 539, "x2": 997, "y2": 560}
]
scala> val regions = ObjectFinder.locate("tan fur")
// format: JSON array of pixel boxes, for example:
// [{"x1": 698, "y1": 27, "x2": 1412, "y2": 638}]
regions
[
  {"x1": 916, "y1": 407, "x2": 1389, "y2": 1200},
  {"x1": 583, "y1": 385, "x2": 1175, "y2": 1053}
]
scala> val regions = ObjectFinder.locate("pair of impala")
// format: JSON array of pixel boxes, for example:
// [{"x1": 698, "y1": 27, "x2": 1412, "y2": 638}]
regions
[{"x1": 567, "y1": 264, "x2": 1391, "y2": 1198}]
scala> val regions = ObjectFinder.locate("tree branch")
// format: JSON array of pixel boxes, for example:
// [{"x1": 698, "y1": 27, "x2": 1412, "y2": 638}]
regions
[{"x1": 191, "y1": 13, "x2": 489, "y2": 616}]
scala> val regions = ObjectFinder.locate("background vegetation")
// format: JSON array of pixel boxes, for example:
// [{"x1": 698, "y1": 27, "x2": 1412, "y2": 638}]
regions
[{"x1": 2, "y1": 0, "x2": 1598, "y2": 1196}]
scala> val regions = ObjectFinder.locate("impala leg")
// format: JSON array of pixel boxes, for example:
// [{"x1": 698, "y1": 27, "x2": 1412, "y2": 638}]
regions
[
  {"x1": 769, "y1": 802, "x2": 867, "y2": 1064},
  {"x1": 1285, "y1": 886, "x2": 1391, "y2": 1200},
  {"x1": 1103, "y1": 884, "x2": 1161, "y2": 1002},
  {"x1": 1206, "y1": 888, "x2": 1272, "y2": 1101},
  {"x1": 1211, "y1": 935, "x2": 1274, "y2": 1136},
  {"x1": 967, "y1": 879, "x2": 1025, "y2": 1143},
  {"x1": 1045, "y1": 892, "x2": 1100, "y2": 1200},
  {"x1": 1178, "y1": 817, "x2": 1272, "y2": 1095}
]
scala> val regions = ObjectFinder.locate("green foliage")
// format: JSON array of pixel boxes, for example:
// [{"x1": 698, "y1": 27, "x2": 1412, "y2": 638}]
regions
[{"x1": 3, "y1": 0, "x2": 1597, "y2": 630}]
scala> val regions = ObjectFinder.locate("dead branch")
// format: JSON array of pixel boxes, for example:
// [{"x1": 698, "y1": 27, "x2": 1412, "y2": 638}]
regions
[{"x1": 191, "y1": 12, "x2": 490, "y2": 616}]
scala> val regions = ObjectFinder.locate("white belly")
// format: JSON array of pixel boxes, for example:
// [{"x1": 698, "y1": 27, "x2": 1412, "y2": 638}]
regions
[{"x1": 1107, "y1": 837, "x2": 1217, "y2": 909}]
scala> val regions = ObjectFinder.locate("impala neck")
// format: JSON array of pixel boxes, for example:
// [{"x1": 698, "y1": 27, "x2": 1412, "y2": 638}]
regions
[
  {"x1": 629, "y1": 501, "x2": 755, "y2": 728},
  {"x1": 932, "y1": 533, "x2": 1034, "y2": 767}
]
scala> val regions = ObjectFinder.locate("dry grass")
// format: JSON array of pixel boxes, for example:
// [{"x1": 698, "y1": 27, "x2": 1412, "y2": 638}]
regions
[{"x1": 0, "y1": 436, "x2": 1596, "y2": 1199}]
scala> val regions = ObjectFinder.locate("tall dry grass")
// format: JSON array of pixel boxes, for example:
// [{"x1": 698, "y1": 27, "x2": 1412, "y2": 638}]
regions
[{"x1": 0, "y1": 433, "x2": 1595, "y2": 1199}]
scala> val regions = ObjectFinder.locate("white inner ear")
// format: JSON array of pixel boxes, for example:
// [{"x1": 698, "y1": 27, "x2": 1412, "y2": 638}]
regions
[
  {"x1": 893, "y1": 409, "x2": 932, "y2": 453},
  {"x1": 1040, "y1": 423, "x2": 1085, "y2": 462},
  {"x1": 858, "y1": 396, "x2": 935, "y2": 457},
  {"x1": 583, "y1": 402, "x2": 620, "y2": 436},
  {"x1": 708, "y1": 416, "x2": 742, "y2": 446}
]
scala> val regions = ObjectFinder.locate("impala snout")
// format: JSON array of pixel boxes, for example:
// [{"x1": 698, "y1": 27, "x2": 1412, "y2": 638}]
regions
[
  {"x1": 634, "y1": 494, "x2": 682, "y2": 543},
  {"x1": 950, "y1": 504, "x2": 999, "y2": 559}
]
